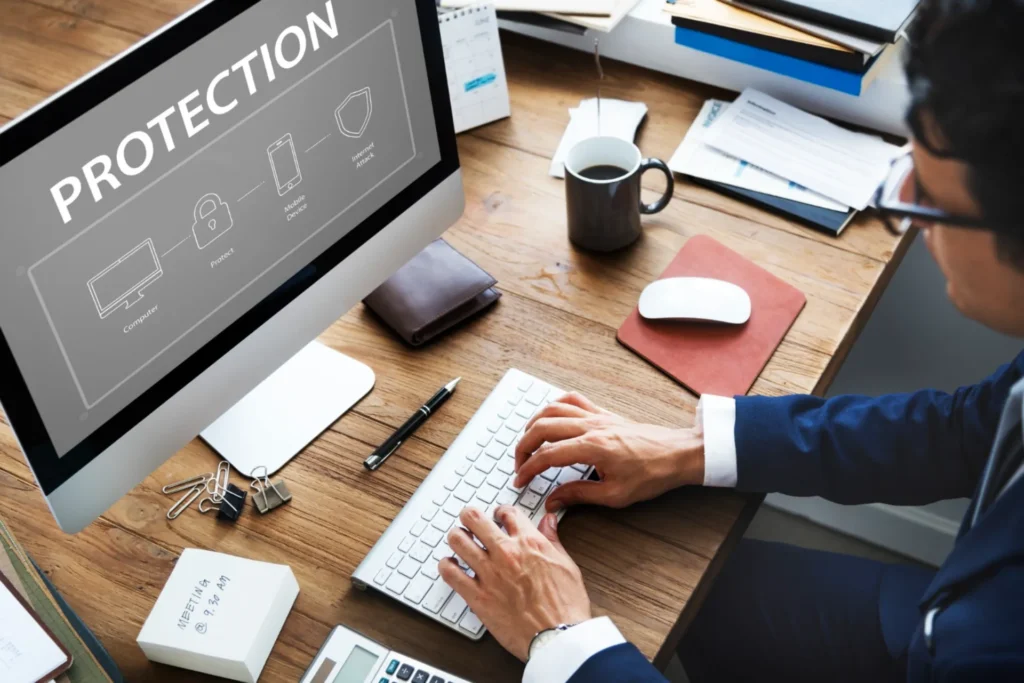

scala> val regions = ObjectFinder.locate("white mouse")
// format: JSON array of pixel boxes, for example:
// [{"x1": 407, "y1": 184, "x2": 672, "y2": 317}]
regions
[{"x1": 638, "y1": 277, "x2": 752, "y2": 325}]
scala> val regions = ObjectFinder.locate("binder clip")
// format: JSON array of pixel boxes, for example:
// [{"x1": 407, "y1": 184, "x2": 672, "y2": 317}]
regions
[
  {"x1": 250, "y1": 466, "x2": 292, "y2": 514},
  {"x1": 216, "y1": 484, "x2": 247, "y2": 522}
]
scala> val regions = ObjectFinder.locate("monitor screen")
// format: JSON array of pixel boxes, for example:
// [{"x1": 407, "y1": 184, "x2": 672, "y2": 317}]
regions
[{"x1": 0, "y1": 0, "x2": 453, "y2": 491}]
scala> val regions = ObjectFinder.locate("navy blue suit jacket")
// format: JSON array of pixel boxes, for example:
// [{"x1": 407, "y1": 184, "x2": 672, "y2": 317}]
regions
[{"x1": 571, "y1": 352, "x2": 1024, "y2": 683}]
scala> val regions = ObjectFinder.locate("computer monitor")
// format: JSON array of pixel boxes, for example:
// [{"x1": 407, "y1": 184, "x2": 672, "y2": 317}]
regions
[{"x1": 0, "y1": 0, "x2": 462, "y2": 533}]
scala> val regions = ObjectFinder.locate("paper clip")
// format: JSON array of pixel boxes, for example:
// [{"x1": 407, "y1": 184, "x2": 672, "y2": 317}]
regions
[
  {"x1": 250, "y1": 466, "x2": 292, "y2": 514},
  {"x1": 206, "y1": 461, "x2": 231, "y2": 502},
  {"x1": 162, "y1": 474, "x2": 209, "y2": 495},
  {"x1": 167, "y1": 485, "x2": 203, "y2": 520}
]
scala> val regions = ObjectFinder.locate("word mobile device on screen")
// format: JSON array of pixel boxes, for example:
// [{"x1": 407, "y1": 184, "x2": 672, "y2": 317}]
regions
[
  {"x1": 301, "y1": 626, "x2": 471, "y2": 683},
  {"x1": 0, "y1": 0, "x2": 462, "y2": 532}
]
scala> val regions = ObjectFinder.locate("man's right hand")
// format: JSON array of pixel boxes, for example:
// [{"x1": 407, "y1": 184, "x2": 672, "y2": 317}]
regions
[{"x1": 513, "y1": 392, "x2": 706, "y2": 512}]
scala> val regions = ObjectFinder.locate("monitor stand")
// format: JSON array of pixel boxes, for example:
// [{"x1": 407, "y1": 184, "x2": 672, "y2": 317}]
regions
[{"x1": 200, "y1": 341, "x2": 375, "y2": 477}]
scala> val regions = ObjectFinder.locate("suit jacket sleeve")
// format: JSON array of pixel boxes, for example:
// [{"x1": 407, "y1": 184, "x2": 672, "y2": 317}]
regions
[
  {"x1": 567, "y1": 644, "x2": 669, "y2": 683},
  {"x1": 733, "y1": 351, "x2": 1024, "y2": 505}
]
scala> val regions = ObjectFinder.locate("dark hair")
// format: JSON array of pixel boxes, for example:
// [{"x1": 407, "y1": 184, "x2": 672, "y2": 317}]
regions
[{"x1": 906, "y1": 0, "x2": 1024, "y2": 267}]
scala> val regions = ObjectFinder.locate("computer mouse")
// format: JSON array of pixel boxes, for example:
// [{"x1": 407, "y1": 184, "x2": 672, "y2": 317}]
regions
[{"x1": 638, "y1": 277, "x2": 752, "y2": 324}]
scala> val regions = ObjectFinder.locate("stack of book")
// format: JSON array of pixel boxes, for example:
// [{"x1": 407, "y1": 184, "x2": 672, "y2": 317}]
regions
[
  {"x1": 665, "y1": 0, "x2": 919, "y2": 95},
  {"x1": 1, "y1": 518, "x2": 123, "y2": 683}
]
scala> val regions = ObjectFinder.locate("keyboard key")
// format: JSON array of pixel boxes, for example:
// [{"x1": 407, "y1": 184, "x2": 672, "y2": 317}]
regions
[
  {"x1": 455, "y1": 460, "x2": 470, "y2": 476},
  {"x1": 410, "y1": 520, "x2": 427, "y2": 537},
  {"x1": 497, "y1": 404, "x2": 513, "y2": 420},
  {"x1": 495, "y1": 427, "x2": 518, "y2": 446},
  {"x1": 515, "y1": 403, "x2": 536, "y2": 419},
  {"x1": 466, "y1": 449, "x2": 481, "y2": 462},
  {"x1": 443, "y1": 498, "x2": 463, "y2": 518},
  {"x1": 487, "y1": 471, "x2": 509, "y2": 489},
  {"x1": 497, "y1": 456, "x2": 515, "y2": 475},
  {"x1": 374, "y1": 568, "x2": 392, "y2": 585},
  {"x1": 506, "y1": 414, "x2": 528, "y2": 433},
  {"x1": 443, "y1": 475, "x2": 459, "y2": 491},
  {"x1": 496, "y1": 489, "x2": 518, "y2": 506},
  {"x1": 528, "y1": 478, "x2": 551, "y2": 496},
  {"x1": 517, "y1": 377, "x2": 534, "y2": 392},
  {"x1": 386, "y1": 551, "x2": 403, "y2": 569},
  {"x1": 474, "y1": 457, "x2": 496, "y2": 474},
  {"x1": 525, "y1": 387, "x2": 550, "y2": 405},
  {"x1": 519, "y1": 490, "x2": 543, "y2": 510},
  {"x1": 484, "y1": 441, "x2": 505, "y2": 459},
  {"x1": 421, "y1": 560, "x2": 440, "y2": 579},
  {"x1": 539, "y1": 467, "x2": 560, "y2": 481},
  {"x1": 432, "y1": 542, "x2": 451, "y2": 561},
  {"x1": 431, "y1": 512, "x2": 456, "y2": 532},
  {"x1": 556, "y1": 468, "x2": 585, "y2": 485},
  {"x1": 413, "y1": 671, "x2": 430, "y2": 683},
  {"x1": 506, "y1": 391, "x2": 525, "y2": 406},
  {"x1": 419, "y1": 525, "x2": 444, "y2": 548},
  {"x1": 432, "y1": 490, "x2": 450, "y2": 506},
  {"x1": 464, "y1": 469, "x2": 486, "y2": 488},
  {"x1": 397, "y1": 557, "x2": 421, "y2": 579},
  {"x1": 397, "y1": 664, "x2": 415, "y2": 681},
  {"x1": 404, "y1": 574, "x2": 433, "y2": 604},
  {"x1": 453, "y1": 483, "x2": 476, "y2": 503},
  {"x1": 571, "y1": 463, "x2": 589, "y2": 473},
  {"x1": 410, "y1": 542, "x2": 432, "y2": 563},
  {"x1": 399, "y1": 536, "x2": 415, "y2": 553},
  {"x1": 386, "y1": 574, "x2": 410, "y2": 595},
  {"x1": 476, "y1": 432, "x2": 492, "y2": 448},
  {"x1": 460, "y1": 610, "x2": 485, "y2": 635},
  {"x1": 422, "y1": 580, "x2": 453, "y2": 613},
  {"x1": 507, "y1": 480, "x2": 525, "y2": 494},
  {"x1": 486, "y1": 418, "x2": 502, "y2": 433},
  {"x1": 441, "y1": 593, "x2": 468, "y2": 623},
  {"x1": 421, "y1": 505, "x2": 439, "y2": 522},
  {"x1": 476, "y1": 484, "x2": 500, "y2": 504}
]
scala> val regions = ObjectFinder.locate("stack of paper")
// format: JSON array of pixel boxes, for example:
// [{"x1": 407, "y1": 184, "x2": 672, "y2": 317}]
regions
[
  {"x1": 550, "y1": 98, "x2": 649, "y2": 178},
  {"x1": 442, "y1": 0, "x2": 643, "y2": 32}
]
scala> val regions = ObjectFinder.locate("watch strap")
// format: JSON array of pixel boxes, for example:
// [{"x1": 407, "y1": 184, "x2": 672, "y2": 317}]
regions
[{"x1": 527, "y1": 623, "x2": 578, "y2": 662}]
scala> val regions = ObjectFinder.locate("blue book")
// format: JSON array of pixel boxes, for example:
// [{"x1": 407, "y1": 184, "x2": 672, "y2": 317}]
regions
[{"x1": 674, "y1": 25, "x2": 877, "y2": 95}]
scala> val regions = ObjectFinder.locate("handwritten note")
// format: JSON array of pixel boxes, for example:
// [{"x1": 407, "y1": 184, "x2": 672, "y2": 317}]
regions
[
  {"x1": 0, "y1": 582, "x2": 67, "y2": 683},
  {"x1": 177, "y1": 574, "x2": 232, "y2": 635}
]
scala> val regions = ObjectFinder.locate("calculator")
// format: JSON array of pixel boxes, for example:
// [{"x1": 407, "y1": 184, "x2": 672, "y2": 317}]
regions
[{"x1": 300, "y1": 625, "x2": 473, "y2": 683}]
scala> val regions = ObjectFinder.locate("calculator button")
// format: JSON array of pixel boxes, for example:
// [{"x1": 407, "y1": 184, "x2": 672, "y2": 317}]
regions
[
  {"x1": 429, "y1": 677, "x2": 446, "y2": 683},
  {"x1": 379, "y1": 678, "x2": 390, "y2": 683},
  {"x1": 387, "y1": 659, "x2": 400, "y2": 675},
  {"x1": 460, "y1": 610, "x2": 485, "y2": 635},
  {"x1": 397, "y1": 664, "x2": 415, "y2": 680},
  {"x1": 413, "y1": 671, "x2": 430, "y2": 683}
]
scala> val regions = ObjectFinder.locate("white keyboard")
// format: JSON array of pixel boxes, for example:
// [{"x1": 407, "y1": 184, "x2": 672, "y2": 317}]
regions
[{"x1": 352, "y1": 369, "x2": 594, "y2": 640}]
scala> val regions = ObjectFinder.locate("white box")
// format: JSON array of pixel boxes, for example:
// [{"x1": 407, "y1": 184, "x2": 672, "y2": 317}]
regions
[{"x1": 138, "y1": 549, "x2": 300, "y2": 682}]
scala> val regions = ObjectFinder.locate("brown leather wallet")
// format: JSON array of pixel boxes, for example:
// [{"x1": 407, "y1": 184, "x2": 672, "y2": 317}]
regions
[{"x1": 363, "y1": 239, "x2": 501, "y2": 346}]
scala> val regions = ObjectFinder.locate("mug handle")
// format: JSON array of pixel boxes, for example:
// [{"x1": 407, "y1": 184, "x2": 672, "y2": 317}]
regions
[{"x1": 639, "y1": 158, "x2": 675, "y2": 215}]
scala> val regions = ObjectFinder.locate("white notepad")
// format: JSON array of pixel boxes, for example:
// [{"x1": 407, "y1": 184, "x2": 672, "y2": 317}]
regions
[
  {"x1": 0, "y1": 582, "x2": 69, "y2": 683},
  {"x1": 439, "y1": 4, "x2": 512, "y2": 134}
]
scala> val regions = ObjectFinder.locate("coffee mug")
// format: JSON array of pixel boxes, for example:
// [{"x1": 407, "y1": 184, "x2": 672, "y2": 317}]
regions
[{"x1": 565, "y1": 136, "x2": 675, "y2": 252}]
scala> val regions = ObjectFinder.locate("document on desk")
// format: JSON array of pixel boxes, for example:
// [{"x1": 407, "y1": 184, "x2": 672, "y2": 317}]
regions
[
  {"x1": 670, "y1": 99, "x2": 848, "y2": 212},
  {"x1": 703, "y1": 89, "x2": 901, "y2": 210},
  {"x1": 550, "y1": 98, "x2": 648, "y2": 177},
  {"x1": 0, "y1": 579, "x2": 71, "y2": 683}
]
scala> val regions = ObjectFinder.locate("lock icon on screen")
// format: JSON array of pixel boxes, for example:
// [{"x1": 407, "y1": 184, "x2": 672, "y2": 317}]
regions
[{"x1": 191, "y1": 193, "x2": 234, "y2": 250}]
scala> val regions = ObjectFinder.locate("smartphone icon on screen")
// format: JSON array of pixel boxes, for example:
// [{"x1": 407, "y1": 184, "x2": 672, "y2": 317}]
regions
[{"x1": 268, "y1": 133, "x2": 302, "y2": 196}]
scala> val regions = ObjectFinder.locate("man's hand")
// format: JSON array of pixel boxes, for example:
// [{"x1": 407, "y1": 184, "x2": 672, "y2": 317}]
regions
[
  {"x1": 440, "y1": 506, "x2": 592, "y2": 662},
  {"x1": 514, "y1": 392, "x2": 705, "y2": 512}
]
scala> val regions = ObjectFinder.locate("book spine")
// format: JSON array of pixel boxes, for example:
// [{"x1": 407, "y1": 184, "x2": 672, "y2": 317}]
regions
[
  {"x1": 737, "y1": 0, "x2": 896, "y2": 43},
  {"x1": 669, "y1": 17, "x2": 866, "y2": 73},
  {"x1": 673, "y1": 26, "x2": 864, "y2": 96}
]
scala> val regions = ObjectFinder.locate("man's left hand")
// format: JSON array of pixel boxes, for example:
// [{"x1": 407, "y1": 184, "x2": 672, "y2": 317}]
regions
[{"x1": 440, "y1": 505, "x2": 592, "y2": 662}]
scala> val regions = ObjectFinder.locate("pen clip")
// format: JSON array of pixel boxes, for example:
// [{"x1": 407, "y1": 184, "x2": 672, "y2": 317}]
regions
[{"x1": 365, "y1": 439, "x2": 403, "y2": 471}]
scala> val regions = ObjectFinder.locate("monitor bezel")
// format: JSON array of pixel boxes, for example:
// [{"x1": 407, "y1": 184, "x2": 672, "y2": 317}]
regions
[{"x1": 0, "y1": 0, "x2": 460, "y2": 495}]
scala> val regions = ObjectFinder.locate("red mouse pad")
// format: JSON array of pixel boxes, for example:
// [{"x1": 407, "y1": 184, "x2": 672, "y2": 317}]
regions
[{"x1": 617, "y1": 235, "x2": 806, "y2": 397}]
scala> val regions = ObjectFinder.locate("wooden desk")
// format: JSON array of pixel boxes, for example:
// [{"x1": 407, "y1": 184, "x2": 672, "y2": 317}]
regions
[{"x1": 0, "y1": 2, "x2": 909, "y2": 681}]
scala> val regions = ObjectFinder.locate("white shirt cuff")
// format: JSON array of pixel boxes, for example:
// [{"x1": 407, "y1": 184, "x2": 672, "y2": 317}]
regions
[
  {"x1": 522, "y1": 616, "x2": 626, "y2": 683},
  {"x1": 696, "y1": 395, "x2": 738, "y2": 488}
]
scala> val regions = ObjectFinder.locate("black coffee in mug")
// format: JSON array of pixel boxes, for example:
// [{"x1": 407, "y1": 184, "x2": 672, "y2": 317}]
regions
[
  {"x1": 579, "y1": 165, "x2": 629, "y2": 181},
  {"x1": 565, "y1": 137, "x2": 675, "y2": 252}
]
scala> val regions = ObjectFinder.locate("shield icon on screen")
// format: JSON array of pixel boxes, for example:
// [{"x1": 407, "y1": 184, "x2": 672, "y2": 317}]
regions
[{"x1": 335, "y1": 87, "x2": 373, "y2": 139}]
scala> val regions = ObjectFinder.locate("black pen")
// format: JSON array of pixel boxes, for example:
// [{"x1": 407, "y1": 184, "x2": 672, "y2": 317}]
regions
[{"x1": 364, "y1": 378, "x2": 461, "y2": 471}]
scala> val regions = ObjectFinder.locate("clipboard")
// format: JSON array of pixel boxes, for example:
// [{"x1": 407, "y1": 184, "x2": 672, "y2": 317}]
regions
[{"x1": 0, "y1": 572, "x2": 73, "y2": 683}]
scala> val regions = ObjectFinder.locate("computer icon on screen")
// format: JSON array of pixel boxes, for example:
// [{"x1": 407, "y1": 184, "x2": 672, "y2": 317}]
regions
[{"x1": 87, "y1": 238, "x2": 163, "y2": 319}]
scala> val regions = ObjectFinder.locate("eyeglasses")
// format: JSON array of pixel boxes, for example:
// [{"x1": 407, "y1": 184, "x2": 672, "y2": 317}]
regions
[{"x1": 873, "y1": 145, "x2": 1004, "y2": 236}]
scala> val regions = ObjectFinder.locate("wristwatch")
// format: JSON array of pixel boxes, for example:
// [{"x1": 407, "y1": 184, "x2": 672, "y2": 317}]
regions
[{"x1": 528, "y1": 623, "x2": 578, "y2": 662}]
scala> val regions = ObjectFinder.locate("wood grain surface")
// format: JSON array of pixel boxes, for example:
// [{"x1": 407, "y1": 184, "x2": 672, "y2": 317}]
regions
[{"x1": 0, "y1": 1, "x2": 910, "y2": 681}]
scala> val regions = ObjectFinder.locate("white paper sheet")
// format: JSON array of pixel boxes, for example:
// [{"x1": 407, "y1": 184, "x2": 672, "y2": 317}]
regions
[
  {"x1": 703, "y1": 88, "x2": 901, "y2": 210},
  {"x1": 550, "y1": 98, "x2": 648, "y2": 178},
  {"x1": 0, "y1": 583, "x2": 67, "y2": 683},
  {"x1": 670, "y1": 99, "x2": 848, "y2": 211}
]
